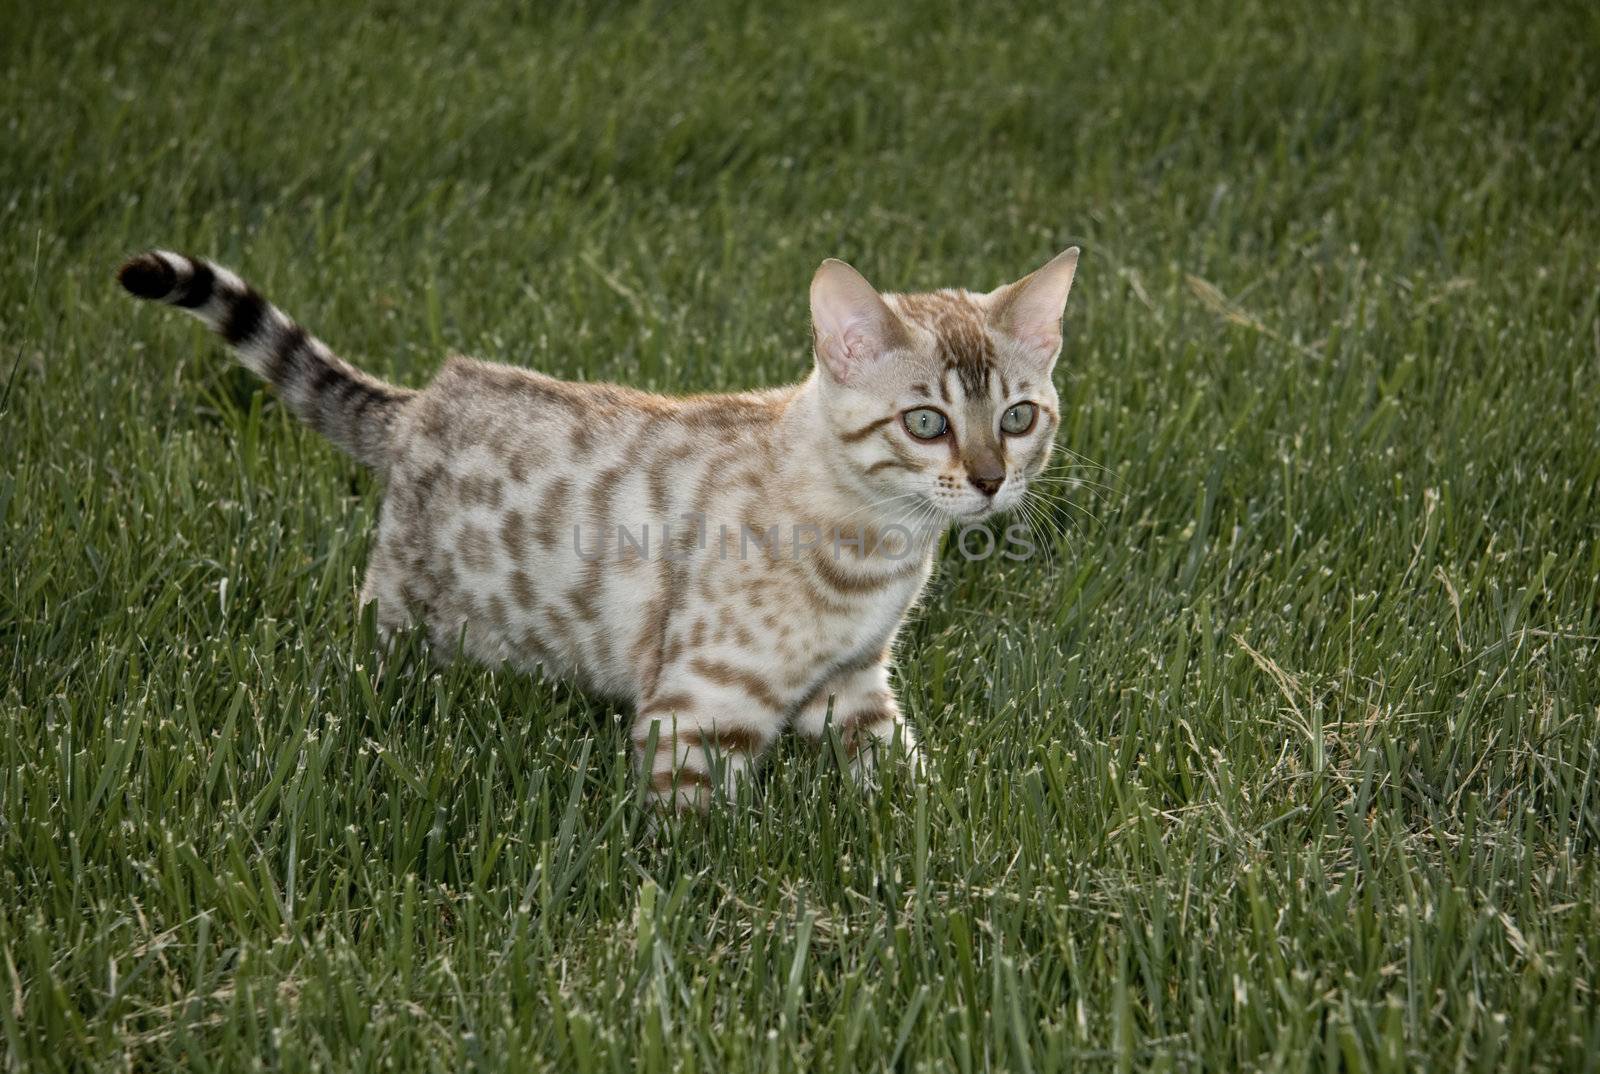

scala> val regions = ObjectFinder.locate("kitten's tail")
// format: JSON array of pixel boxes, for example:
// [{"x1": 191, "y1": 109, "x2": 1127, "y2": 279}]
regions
[{"x1": 117, "y1": 250, "x2": 414, "y2": 470}]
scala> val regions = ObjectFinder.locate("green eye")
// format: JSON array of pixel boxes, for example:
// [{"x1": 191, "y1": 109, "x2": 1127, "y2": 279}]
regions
[
  {"x1": 1000, "y1": 402, "x2": 1037, "y2": 435},
  {"x1": 902, "y1": 408, "x2": 949, "y2": 440}
]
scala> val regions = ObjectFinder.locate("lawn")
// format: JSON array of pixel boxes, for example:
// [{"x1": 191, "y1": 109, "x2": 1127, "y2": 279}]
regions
[{"x1": 3, "y1": 1, "x2": 1598, "y2": 1069}]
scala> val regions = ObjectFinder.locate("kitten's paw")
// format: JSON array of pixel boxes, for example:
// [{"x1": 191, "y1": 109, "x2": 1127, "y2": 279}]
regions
[
  {"x1": 849, "y1": 753, "x2": 883, "y2": 791},
  {"x1": 901, "y1": 737, "x2": 928, "y2": 783},
  {"x1": 646, "y1": 774, "x2": 713, "y2": 816},
  {"x1": 848, "y1": 727, "x2": 924, "y2": 790},
  {"x1": 640, "y1": 795, "x2": 709, "y2": 839}
]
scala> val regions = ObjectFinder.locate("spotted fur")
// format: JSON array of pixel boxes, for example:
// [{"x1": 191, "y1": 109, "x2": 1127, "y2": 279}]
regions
[{"x1": 118, "y1": 246, "x2": 1081, "y2": 813}]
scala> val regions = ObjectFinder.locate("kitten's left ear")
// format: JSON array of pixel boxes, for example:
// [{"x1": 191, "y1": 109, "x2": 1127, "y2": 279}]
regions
[{"x1": 988, "y1": 247, "x2": 1081, "y2": 367}]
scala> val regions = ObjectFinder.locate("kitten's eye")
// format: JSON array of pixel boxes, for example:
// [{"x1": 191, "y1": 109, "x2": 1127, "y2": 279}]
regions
[
  {"x1": 902, "y1": 408, "x2": 949, "y2": 440},
  {"x1": 1000, "y1": 403, "x2": 1037, "y2": 435}
]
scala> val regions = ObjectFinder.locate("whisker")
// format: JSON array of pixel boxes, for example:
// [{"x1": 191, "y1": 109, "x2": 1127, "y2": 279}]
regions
[
  {"x1": 1021, "y1": 488, "x2": 1101, "y2": 548},
  {"x1": 1014, "y1": 493, "x2": 1072, "y2": 556},
  {"x1": 1027, "y1": 475, "x2": 1123, "y2": 509},
  {"x1": 832, "y1": 490, "x2": 932, "y2": 527},
  {"x1": 1048, "y1": 444, "x2": 1121, "y2": 474},
  {"x1": 1030, "y1": 469, "x2": 1126, "y2": 497},
  {"x1": 1030, "y1": 487, "x2": 1118, "y2": 514},
  {"x1": 1042, "y1": 494, "x2": 1089, "y2": 548},
  {"x1": 1024, "y1": 470, "x2": 1126, "y2": 499},
  {"x1": 1025, "y1": 487, "x2": 1107, "y2": 530},
  {"x1": 1038, "y1": 466, "x2": 1125, "y2": 500}
]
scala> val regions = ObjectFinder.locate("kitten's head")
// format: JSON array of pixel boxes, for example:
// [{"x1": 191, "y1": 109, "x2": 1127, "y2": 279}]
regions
[{"x1": 810, "y1": 249, "x2": 1079, "y2": 524}]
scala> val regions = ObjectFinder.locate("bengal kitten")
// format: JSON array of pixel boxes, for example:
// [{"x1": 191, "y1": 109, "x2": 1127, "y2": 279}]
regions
[{"x1": 117, "y1": 247, "x2": 1080, "y2": 811}]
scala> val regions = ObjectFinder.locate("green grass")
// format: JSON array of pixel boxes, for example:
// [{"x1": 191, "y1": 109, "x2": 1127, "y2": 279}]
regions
[{"x1": 4, "y1": 0, "x2": 1599, "y2": 1069}]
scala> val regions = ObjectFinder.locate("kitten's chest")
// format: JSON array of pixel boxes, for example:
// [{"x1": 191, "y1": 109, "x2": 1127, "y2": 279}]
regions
[{"x1": 752, "y1": 552, "x2": 933, "y2": 689}]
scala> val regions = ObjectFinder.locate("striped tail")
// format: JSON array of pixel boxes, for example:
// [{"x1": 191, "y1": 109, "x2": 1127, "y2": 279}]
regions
[{"x1": 117, "y1": 250, "x2": 414, "y2": 470}]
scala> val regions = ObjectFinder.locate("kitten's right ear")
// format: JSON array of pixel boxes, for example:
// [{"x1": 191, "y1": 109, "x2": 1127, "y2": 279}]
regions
[{"x1": 810, "y1": 259, "x2": 911, "y2": 385}]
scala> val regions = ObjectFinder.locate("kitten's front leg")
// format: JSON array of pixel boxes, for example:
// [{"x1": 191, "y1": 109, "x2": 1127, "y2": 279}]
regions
[
  {"x1": 630, "y1": 689, "x2": 781, "y2": 812},
  {"x1": 793, "y1": 658, "x2": 923, "y2": 784}
]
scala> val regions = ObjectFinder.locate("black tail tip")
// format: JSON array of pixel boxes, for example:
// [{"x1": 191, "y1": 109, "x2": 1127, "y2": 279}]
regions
[{"x1": 117, "y1": 253, "x2": 176, "y2": 300}]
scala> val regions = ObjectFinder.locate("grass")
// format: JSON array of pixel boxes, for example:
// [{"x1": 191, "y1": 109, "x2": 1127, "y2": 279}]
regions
[{"x1": 3, "y1": 0, "x2": 1599, "y2": 1069}]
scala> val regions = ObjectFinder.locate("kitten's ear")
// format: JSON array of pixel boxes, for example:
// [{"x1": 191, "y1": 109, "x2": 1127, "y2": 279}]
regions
[
  {"x1": 989, "y1": 247, "x2": 1081, "y2": 367},
  {"x1": 810, "y1": 259, "x2": 911, "y2": 384}
]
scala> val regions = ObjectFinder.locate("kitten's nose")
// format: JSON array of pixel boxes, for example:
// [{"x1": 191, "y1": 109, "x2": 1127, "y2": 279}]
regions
[{"x1": 968, "y1": 471, "x2": 1005, "y2": 498}]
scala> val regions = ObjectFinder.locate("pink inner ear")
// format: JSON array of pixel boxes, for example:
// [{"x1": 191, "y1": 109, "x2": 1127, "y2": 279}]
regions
[
  {"x1": 991, "y1": 248, "x2": 1079, "y2": 366},
  {"x1": 1015, "y1": 326, "x2": 1062, "y2": 357},
  {"x1": 838, "y1": 318, "x2": 880, "y2": 363},
  {"x1": 811, "y1": 267, "x2": 910, "y2": 383},
  {"x1": 1000, "y1": 285, "x2": 1072, "y2": 356},
  {"x1": 996, "y1": 299, "x2": 1064, "y2": 364},
  {"x1": 821, "y1": 323, "x2": 887, "y2": 383}
]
